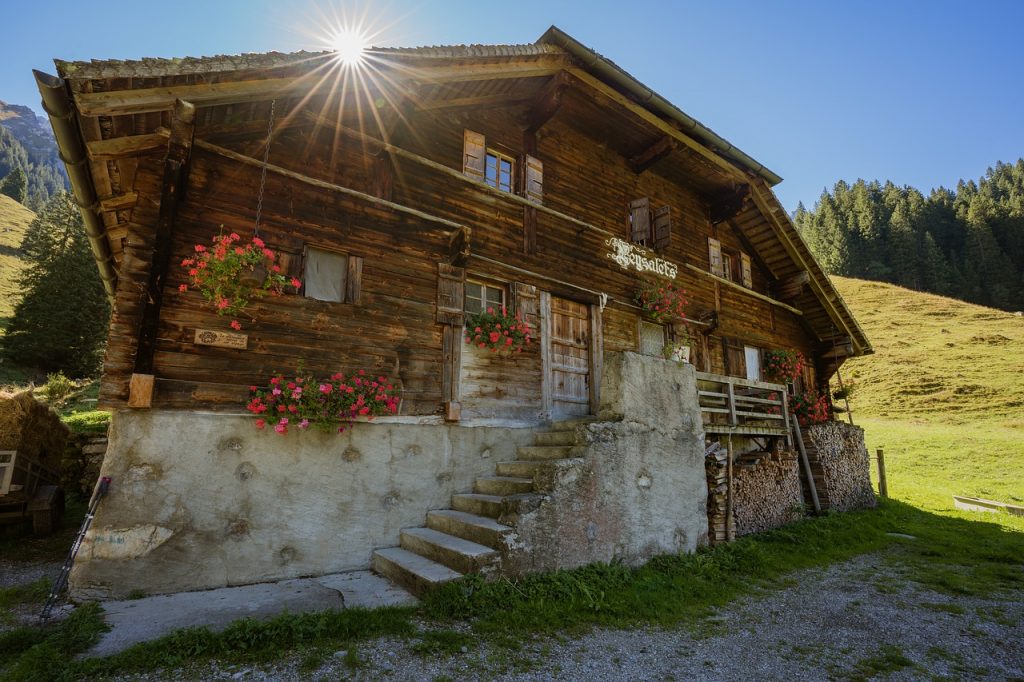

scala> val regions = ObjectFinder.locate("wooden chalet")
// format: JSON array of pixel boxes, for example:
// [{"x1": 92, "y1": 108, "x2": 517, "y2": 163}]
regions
[{"x1": 36, "y1": 27, "x2": 873, "y2": 598}]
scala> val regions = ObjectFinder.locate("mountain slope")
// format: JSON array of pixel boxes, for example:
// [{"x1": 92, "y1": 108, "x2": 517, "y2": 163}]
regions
[
  {"x1": 832, "y1": 276, "x2": 1023, "y2": 506},
  {"x1": 834, "y1": 276, "x2": 1024, "y2": 425},
  {"x1": 0, "y1": 193, "x2": 35, "y2": 323}
]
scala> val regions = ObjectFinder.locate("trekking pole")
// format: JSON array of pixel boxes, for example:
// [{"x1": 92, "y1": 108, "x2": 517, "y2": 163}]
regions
[{"x1": 40, "y1": 476, "x2": 111, "y2": 622}]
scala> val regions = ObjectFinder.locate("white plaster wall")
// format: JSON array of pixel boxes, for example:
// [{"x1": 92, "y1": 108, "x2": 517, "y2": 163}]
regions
[{"x1": 70, "y1": 412, "x2": 534, "y2": 600}]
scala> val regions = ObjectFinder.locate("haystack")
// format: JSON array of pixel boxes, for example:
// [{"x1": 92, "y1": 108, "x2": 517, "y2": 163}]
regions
[{"x1": 0, "y1": 390, "x2": 68, "y2": 476}]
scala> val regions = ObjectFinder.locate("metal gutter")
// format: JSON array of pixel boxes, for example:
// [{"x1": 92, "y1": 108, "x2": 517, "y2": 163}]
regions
[
  {"x1": 34, "y1": 69, "x2": 117, "y2": 300},
  {"x1": 537, "y1": 26, "x2": 783, "y2": 187}
]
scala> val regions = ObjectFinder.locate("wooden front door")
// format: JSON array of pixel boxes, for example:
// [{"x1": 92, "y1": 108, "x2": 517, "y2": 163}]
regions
[{"x1": 548, "y1": 296, "x2": 591, "y2": 420}]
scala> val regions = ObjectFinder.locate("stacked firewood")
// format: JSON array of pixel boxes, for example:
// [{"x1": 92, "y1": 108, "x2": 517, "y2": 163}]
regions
[
  {"x1": 732, "y1": 450, "x2": 803, "y2": 536},
  {"x1": 704, "y1": 445, "x2": 730, "y2": 544},
  {"x1": 803, "y1": 422, "x2": 877, "y2": 512}
]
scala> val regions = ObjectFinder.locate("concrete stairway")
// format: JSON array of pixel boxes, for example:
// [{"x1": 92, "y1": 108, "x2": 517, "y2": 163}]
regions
[{"x1": 371, "y1": 424, "x2": 579, "y2": 596}]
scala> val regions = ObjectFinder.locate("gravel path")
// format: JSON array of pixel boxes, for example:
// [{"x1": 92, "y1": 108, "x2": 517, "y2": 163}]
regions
[{"x1": 113, "y1": 549, "x2": 1024, "y2": 681}]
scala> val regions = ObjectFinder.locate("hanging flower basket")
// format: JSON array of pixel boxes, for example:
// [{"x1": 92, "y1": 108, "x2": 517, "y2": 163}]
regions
[
  {"x1": 634, "y1": 281, "x2": 687, "y2": 323},
  {"x1": 179, "y1": 231, "x2": 301, "y2": 330},
  {"x1": 763, "y1": 349, "x2": 805, "y2": 385},
  {"x1": 464, "y1": 306, "x2": 532, "y2": 356},
  {"x1": 247, "y1": 369, "x2": 401, "y2": 434}
]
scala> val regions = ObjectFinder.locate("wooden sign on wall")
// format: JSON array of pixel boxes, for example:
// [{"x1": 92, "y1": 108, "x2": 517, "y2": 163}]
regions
[{"x1": 193, "y1": 328, "x2": 248, "y2": 350}]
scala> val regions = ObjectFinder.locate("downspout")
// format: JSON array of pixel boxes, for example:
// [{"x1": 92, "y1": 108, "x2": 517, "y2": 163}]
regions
[
  {"x1": 34, "y1": 69, "x2": 117, "y2": 300},
  {"x1": 538, "y1": 26, "x2": 783, "y2": 187}
]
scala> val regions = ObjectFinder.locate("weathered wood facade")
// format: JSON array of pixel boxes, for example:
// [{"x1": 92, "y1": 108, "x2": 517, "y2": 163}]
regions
[{"x1": 40, "y1": 27, "x2": 871, "y2": 423}]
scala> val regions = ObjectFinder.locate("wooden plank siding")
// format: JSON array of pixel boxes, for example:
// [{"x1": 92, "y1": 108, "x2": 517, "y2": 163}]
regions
[{"x1": 94, "y1": 77, "x2": 824, "y2": 414}]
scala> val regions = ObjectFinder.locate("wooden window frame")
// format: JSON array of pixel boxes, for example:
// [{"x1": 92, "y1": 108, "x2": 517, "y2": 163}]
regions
[
  {"x1": 464, "y1": 278, "x2": 507, "y2": 315},
  {"x1": 484, "y1": 149, "x2": 515, "y2": 193},
  {"x1": 301, "y1": 245, "x2": 362, "y2": 304}
]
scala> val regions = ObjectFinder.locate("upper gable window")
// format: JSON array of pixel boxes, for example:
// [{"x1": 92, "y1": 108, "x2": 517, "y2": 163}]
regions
[
  {"x1": 462, "y1": 129, "x2": 543, "y2": 203},
  {"x1": 628, "y1": 197, "x2": 671, "y2": 251},
  {"x1": 485, "y1": 150, "x2": 514, "y2": 193}
]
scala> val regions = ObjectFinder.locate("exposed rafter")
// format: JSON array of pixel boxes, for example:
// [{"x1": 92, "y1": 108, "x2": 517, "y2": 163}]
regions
[
  {"x1": 709, "y1": 184, "x2": 750, "y2": 225},
  {"x1": 628, "y1": 136, "x2": 678, "y2": 174},
  {"x1": 522, "y1": 71, "x2": 570, "y2": 133}
]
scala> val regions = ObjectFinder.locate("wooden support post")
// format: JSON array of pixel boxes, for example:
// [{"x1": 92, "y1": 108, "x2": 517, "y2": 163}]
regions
[
  {"x1": 130, "y1": 98, "x2": 196, "y2": 407},
  {"x1": 727, "y1": 381, "x2": 737, "y2": 426},
  {"x1": 782, "y1": 391, "x2": 792, "y2": 450},
  {"x1": 792, "y1": 418, "x2": 821, "y2": 514},
  {"x1": 876, "y1": 448, "x2": 888, "y2": 498},
  {"x1": 726, "y1": 435, "x2": 735, "y2": 542}
]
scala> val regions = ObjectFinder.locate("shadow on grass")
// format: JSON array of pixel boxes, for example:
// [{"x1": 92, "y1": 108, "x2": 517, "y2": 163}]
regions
[{"x1": 1, "y1": 499, "x2": 1021, "y2": 681}]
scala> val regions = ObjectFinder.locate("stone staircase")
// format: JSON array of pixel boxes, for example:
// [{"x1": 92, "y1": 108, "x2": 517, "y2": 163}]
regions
[{"x1": 371, "y1": 423, "x2": 580, "y2": 596}]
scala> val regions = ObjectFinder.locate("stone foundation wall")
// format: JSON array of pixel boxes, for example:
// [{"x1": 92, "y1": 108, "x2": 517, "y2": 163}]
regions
[
  {"x1": 504, "y1": 352, "x2": 708, "y2": 573},
  {"x1": 804, "y1": 421, "x2": 876, "y2": 512},
  {"x1": 732, "y1": 452, "x2": 803, "y2": 536},
  {"x1": 70, "y1": 412, "x2": 534, "y2": 600}
]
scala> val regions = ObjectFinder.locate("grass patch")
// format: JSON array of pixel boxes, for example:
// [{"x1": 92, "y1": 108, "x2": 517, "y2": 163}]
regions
[
  {"x1": 840, "y1": 644, "x2": 915, "y2": 681},
  {"x1": 411, "y1": 629, "x2": 475, "y2": 656},
  {"x1": 0, "y1": 603, "x2": 108, "y2": 682},
  {"x1": 0, "y1": 578, "x2": 49, "y2": 611},
  {"x1": 422, "y1": 499, "x2": 1024, "y2": 638}
]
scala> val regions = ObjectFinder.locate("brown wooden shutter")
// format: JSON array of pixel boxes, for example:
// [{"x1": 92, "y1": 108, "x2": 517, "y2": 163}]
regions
[
  {"x1": 723, "y1": 337, "x2": 746, "y2": 378},
  {"x1": 462, "y1": 129, "x2": 486, "y2": 182},
  {"x1": 652, "y1": 205, "x2": 672, "y2": 251},
  {"x1": 436, "y1": 263, "x2": 465, "y2": 325},
  {"x1": 629, "y1": 197, "x2": 651, "y2": 243},
  {"x1": 523, "y1": 155, "x2": 543, "y2": 204},
  {"x1": 514, "y1": 282, "x2": 539, "y2": 329},
  {"x1": 740, "y1": 253, "x2": 753, "y2": 288},
  {"x1": 708, "y1": 237, "x2": 724, "y2": 277},
  {"x1": 346, "y1": 256, "x2": 363, "y2": 303}
]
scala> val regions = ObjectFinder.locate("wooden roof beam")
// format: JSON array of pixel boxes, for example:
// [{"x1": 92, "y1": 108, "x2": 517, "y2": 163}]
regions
[
  {"x1": 566, "y1": 67, "x2": 747, "y2": 183},
  {"x1": 72, "y1": 57, "x2": 571, "y2": 117},
  {"x1": 725, "y1": 218, "x2": 775, "y2": 280},
  {"x1": 87, "y1": 131, "x2": 169, "y2": 161},
  {"x1": 523, "y1": 71, "x2": 570, "y2": 134},
  {"x1": 628, "y1": 136, "x2": 678, "y2": 174}
]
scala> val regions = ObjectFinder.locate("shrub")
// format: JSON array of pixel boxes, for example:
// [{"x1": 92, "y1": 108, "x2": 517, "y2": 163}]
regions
[{"x1": 43, "y1": 372, "x2": 75, "y2": 406}]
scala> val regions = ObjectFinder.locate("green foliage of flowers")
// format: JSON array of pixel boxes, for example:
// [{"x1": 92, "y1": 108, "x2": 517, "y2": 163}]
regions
[
  {"x1": 634, "y1": 280, "x2": 687, "y2": 323},
  {"x1": 464, "y1": 306, "x2": 532, "y2": 355},
  {"x1": 179, "y1": 231, "x2": 300, "y2": 330},
  {"x1": 763, "y1": 349, "x2": 805, "y2": 384},
  {"x1": 247, "y1": 370, "x2": 401, "y2": 434}
]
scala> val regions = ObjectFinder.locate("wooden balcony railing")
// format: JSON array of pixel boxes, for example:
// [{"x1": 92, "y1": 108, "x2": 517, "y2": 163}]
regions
[{"x1": 695, "y1": 372, "x2": 790, "y2": 439}]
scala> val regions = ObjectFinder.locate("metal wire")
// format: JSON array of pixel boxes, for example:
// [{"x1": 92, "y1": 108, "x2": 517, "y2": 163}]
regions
[{"x1": 253, "y1": 99, "x2": 276, "y2": 237}]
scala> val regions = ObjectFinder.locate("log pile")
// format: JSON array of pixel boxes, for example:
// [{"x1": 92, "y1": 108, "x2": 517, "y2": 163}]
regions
[
  {"x1": 803, "y1": 422, "x2": 876, "y2": 512},
  {"x1": 732, "y1": 450, "x2": 803, "y2": 536},
  {"x1": 704, "y1": 444, "x2": 730, "y2": 544}
]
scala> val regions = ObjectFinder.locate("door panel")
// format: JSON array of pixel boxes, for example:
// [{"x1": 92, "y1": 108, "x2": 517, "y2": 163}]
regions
[{"x1": 549, "y1": 296, "x2": 591, "y2": 419}]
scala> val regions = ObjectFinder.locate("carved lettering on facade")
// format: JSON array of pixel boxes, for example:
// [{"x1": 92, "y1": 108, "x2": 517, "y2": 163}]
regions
[
  {"x1": 605, "y1": 237, "x2": 678, "y2": 279},
  {"x1": 193, "y1": 328, "x2": 248, "y2": 349}
]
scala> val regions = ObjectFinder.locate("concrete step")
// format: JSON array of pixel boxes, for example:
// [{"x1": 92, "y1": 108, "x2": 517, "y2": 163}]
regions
[
  {"x1": 546, "y1": 417, "x2": 598, "y2": 431},
  {"x1": 496, "y1": 460, "x2": 549, "y2": 478},
  {"x1": 452, "y1": 493, "x2": 504, "y2": 518},
  {"x1": 533, "y1": 430, "x2": 576, "y2": 446},
  {"x1": 400, "y1": 527, "x2": 499, "y2": 575},
  {"x1": 516, "y1": 445, "x2": 575, "y2": 461},
  {"x1": 371, "y1": 547, "x2": 462, "y2": 597},
  {"x1": 474, "y1": 476, "x2": 533, "y2": 496},
  {"x1": 426, "y1": 509, "x2": 513, "y2": 549}
]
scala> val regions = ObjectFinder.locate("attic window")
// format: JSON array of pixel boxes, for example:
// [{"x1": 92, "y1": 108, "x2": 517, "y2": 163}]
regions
[
  {"x1": 485, "y1": 150, "x2": 514, "y2": 193},
  {"x1": 628, "y1": 198, "x2": 671, "y2": 250}
]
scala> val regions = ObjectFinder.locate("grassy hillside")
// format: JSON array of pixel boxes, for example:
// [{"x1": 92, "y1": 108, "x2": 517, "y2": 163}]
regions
[
  {"x1": 0, "y1": 193, "x2": 34, "y2": 323},
  {"x1": 832, "y1": 276, "x2": 1024, "y2": 509}
]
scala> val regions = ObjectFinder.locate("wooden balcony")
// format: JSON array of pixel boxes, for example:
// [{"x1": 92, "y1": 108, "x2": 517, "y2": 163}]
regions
[{"x1": 695, "y1": 372, "x2": 790, "y2": 439}]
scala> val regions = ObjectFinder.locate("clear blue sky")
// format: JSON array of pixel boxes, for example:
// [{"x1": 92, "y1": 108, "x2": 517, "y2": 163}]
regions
[{"x1": 3, "y1": 0, "x2": 1023, "y2": 211}]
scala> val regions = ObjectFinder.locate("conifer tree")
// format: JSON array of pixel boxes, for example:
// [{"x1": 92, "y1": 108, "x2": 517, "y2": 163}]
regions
[
  {"x1": 2, "y1": 192, "x2": 110, "y2": 377},
  {"x1": 0, "y1": 166, "x2": 28, "y2": 203}
]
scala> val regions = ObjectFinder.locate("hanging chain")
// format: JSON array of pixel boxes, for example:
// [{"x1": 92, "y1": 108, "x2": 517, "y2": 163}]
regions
[{"x1": 253, "y1": 99, "x2": 277, "y2": 238}]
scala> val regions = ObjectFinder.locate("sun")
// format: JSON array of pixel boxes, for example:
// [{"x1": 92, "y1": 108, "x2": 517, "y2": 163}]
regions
[{"x1": 331, "y1": 27, "x2": 369, "y2": 66}]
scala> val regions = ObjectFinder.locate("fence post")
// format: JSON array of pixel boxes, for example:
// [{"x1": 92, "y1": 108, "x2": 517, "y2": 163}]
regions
[{"x1": 876, "y1": 448, "x2": 888, "y2": 498}]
